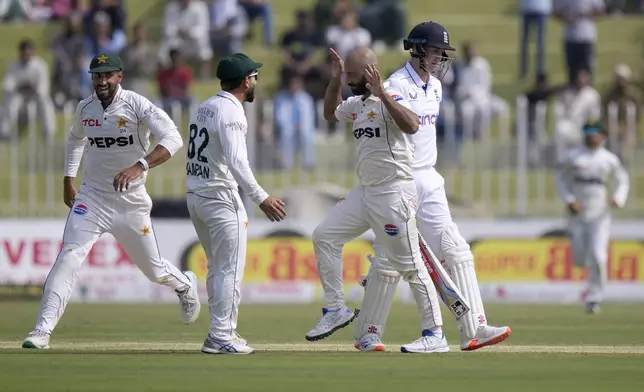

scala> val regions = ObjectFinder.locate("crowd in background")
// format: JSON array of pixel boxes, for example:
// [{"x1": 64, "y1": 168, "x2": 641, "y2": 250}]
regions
[{"x1": 0, "y1": 0, "x2": 643, "y2": 170}]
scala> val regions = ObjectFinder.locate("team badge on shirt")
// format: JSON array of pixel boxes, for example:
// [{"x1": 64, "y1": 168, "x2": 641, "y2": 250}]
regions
[
  {"x1": 140, "y1": 225, "x2": 151, "y2": 236},
  {"x1": 367, "y1": 111, "x2": 377, "y2": 121},
  {"x1": 73, "y1": 204, "x2": 88, "y2": 215},
  {"x1": 116, "y1": 117, "x2": 128, "y2": 128},
  {"x1": 391, "y1": 94, "x2": 403, "y2": 102},
  {"x1": 384, "y1": 224, "x2": 399, "y2": 236}
]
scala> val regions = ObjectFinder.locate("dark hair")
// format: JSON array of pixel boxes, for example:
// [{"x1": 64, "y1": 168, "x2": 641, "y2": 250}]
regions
[
  {"x1": 18, "y1": 39, "x2": 34, "y2": 51},
  {"x1": 221, "y1": 79, "x2": 244, "y2": 91},
  {"x1": 536, "y1": 72, "x2": 548, "y2": 84},
  {"x1": 169, "y1": 48, "x2": 181, "y2": 59}
]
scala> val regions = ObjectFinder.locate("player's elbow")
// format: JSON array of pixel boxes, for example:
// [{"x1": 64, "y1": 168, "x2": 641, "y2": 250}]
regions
[
  {"x1": 405, "y1": 116, "x2": 420, "y2": 134},
  {"x1": 323, "y1": 110, "x2": 338, "y2": 123}
]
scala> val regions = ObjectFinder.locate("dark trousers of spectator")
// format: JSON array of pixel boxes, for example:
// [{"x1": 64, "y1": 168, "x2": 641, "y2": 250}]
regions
[
  {"x1": 240, "y1": 3, "x2": 273, "y2": 45},
  {"x1": 565, "y1": 41, "x2": 594, "y2": 84},
  {"x1": 358, "y1": 1, "x2": 406, "y2": 46},
  {"x1": 520, "y1": 12, "x2": 547, "y2": 79}
]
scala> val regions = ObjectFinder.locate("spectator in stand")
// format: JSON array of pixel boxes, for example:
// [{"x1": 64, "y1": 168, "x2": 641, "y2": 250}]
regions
[
  {"x1": 0, "y1": 39, "x2": 56, "y2": 143},
  {"x1": 357, "y1": 0, "x2": 407, "y2": 51},
  {"x1": 602, "y1": 64, "x2": 641, "y2": 164},
  {"x1": 159, "y1": 0, "x2": 212, "y2": 78},
  {"x1": 280, "y1": 10, "x2": 321, "y2": 90},
  {"x1": 83, "y1": 0, "x2": 126, "y2": 35},
  {"x1": 121, "y1": 22, "x2": 155, "y2": 98},
  {"x1": 456, "y1": 41, "x2": 509, "y2": 139},
  {"x1": 524, "y1": 72, "x2": 564, "y2": 165},
  {"x1": 325, "y1": 9, "x2": 371, "y2": 58},
  {"x1": 50, "y1": 0, "x2": 80, "y2": 21},
  {"x1": 273, "y1": 74, "x2": 316, "y2": 170},
  {"x1": 208, "y1": 0, "x2": 248, "y2": 58},
  {"x1": 51, "y1": 12, "x2": 87, "y2": 107},
  {"x1": 553, "y1": 68, "x2": 601, "y2": 161},
  {"x1": 313, "y1": 0, "x2": 359, "y2": 44},
  {"x1": 157, "y1": 49, "x2": 194, "y2": 118},
  {"x1": 519, "y1": 0, "x2": 552, "y2": 80},
  {"x1": 238, "y1": 0, "x2": 273, "y2": 46},
  {"x1": 554, "y1": 0, "x2": 604, "y2": 84}
]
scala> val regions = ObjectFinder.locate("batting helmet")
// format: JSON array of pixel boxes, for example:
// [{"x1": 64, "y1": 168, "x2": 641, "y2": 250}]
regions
[{"x1": 403, "y1": 22, "x2": 455, "y2": 80}]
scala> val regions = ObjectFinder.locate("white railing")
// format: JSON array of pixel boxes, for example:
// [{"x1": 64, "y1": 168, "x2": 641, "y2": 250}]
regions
[{"x1": 1, "y1": 96, "x2": 642, "y2": 218}]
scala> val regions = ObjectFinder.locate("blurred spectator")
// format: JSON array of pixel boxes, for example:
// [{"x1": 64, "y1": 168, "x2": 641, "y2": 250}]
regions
[
  {"x1": 524, "y1": 72, "x2": 563, "y2": 165},
  {"x1": 83, "y1": 0, "x2": 126, "y2": 34},
  {"x1": 553, "y1": 68, "x2": 601, "y2": 160},
  {"x1": 51, "y1": 12, "x2": 86, "y2": 107},
  {"x1": 121, "y1": 22, "x2": 155, "y2": 97},
  {"x1": 519, "y1": 0, "x2": 552, "y2": 80},
  {"x1": 273, "y1": 74, "x2": 316, "y2": 170},
  {"x1": 82, "y1": 10, "x2": 126, "y2": 96},
  {"x1": 209, "y1": 0, "x2": 248, "y2": 58},
  {"x1": 456, "y1": 42, "x2": 509, "y2": 139},
  {"x1": 554, "y1": 0, "x2": 604, "y2": 84},
  {"x1": 357, "y1": 0, "x2": 406, "y2": 49},
  {"x1": 157, "y1": 49, "x2": 194, "y2": 117},
  {"x1": 602, "y1": 64, "x2": 641, "y2": 163},
  {"x1": 280, "y1": 10, "x2": 321, "y2": 89},
  {"x1": 50, "y1": 0, "x2": 80, "y2": 20},
  {"x1": 313, "y1": 0, "x2": 359, "y2": 44},
  {"x1": 325, "y1": 9, "x2": 371, "y2": 58},
  {"x1": 160, "y1": 0, "x2": 212, "y2": 79},
  {"x1": 238, "y1": 0, "x2": 272, "y2": 46},
  {"x1": 436, "y1": 65, "x2": 464, "y2": 167},
  {"x1": 0, "y1": 39, "x2": 56, "y2": 143}
]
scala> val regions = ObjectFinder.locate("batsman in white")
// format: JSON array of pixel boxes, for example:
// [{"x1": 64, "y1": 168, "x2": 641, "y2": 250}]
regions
[
  {"x1": 306, "y1": 46, "x2": 449, "y2": 353},
  {"x1": 22, "y1": 53, "x2": 200, "y2": 350},
  {"x1": 555, "y1": 121, "x2": 629, "y2": 314},
  {"x1": 186, "y1": 53, "x2": 287, "y2": 355}
]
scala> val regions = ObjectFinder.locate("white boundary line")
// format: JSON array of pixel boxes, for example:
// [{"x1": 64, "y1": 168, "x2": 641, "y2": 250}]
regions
[{"x1": 2, "y1": 342, "x2": 644, "y2": 354}]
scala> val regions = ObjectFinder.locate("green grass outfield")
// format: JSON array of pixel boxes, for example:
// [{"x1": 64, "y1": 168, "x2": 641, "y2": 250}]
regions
[{"x1": 1, "y1": 302, "x2": 644, "y2": 391}]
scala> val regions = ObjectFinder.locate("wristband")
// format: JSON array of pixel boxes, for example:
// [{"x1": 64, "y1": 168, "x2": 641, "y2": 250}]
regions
[{"x1": 138, "y1": 158, "x2": 149, "y2": 171}]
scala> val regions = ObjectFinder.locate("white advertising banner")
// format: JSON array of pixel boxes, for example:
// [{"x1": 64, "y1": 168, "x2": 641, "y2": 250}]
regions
[{"x1": 1, "y1": 219, "x2": 643, "y2": 303}]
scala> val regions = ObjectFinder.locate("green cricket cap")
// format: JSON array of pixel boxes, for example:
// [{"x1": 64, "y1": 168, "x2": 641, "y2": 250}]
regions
[
  {"x1": 216, "y1": 53, "x2": 263, "y2": 82},
  {"x1": 88, "y1": 53, "x2": 123, "y2": 73}
]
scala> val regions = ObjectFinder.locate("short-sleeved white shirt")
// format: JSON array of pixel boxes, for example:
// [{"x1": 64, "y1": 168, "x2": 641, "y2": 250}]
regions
[{"x1": 334, "y1": 82, "x2": 415, "y2": 187}]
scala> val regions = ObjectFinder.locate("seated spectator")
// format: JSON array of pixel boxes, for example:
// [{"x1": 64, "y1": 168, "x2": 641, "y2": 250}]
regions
[
  {"x1": 82, "y1": 10, "x2": 126, "y2": 96},
  {"x1": 325, "y1": 9, "x2": 371, "y2": 59},
  {"x1": 313, "y1": 0, "x2": 359, "y2": 43},
  {"x1": 602, "y1": 64, "x2": 641, "y2": 164},
  {"x1": 280, "y1": 10, "x2": 321, "y2": 89},
  {"x1": 436, "y1": 65, "x2": 463, "y2": 166},
  {"x1": 121, "y1": 22, "x2": 155, "y2": 98},
  {"x1": 157, "y1": 49, "x2": 194, "y2": 118},
  {"x1": 159, "y1": 0, "x2": 212, "y2": 78},
  {"x1": 83, "y1": 0, "x2": 126, "y2": 34},
  {"x1": 455, "y1": 41, "x2": 509, "y2": 139},
  {"x1": 238, "y1": 0, "x2": 272, "y2": 46},
  {"x1": 524, "y1": 72, "x2": 564, "y2": 165},
  {"x1": 273, "y1": 74, "x2": 316, "y2": 170},
  {"x1": 553, "y1": 68, "x2": 601, "y2": 161},
  {"x1": 51, "y1": 12, "x2": 87, "y2": 107},
  {"x1": 50, "y1": 0, "x2": 80, "y2": 21},
  {"x1": 208, "y1": 0, "x2": 248, "y2": 58},
  {"x1": 0, "y1": 39, "x2": 56, "y2": 143},
  {"x1": 358, "y1": 0, "x2": 407, "y2": 50}
]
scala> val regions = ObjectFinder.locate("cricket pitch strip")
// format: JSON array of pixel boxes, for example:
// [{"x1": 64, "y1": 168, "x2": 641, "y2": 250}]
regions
[{"x1": 1, "y1": 341, "x2": 643, "y2": 354}]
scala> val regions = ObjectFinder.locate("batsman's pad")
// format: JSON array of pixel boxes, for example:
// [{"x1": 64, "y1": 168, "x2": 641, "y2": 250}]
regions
[
  {"x1": 418, "y1": 234, "x2": 471, "y2": 321},
  {"x1": 440, "y1": 223, "x2": 485, "y2": 339},
  {"x1": 354, "y1": 260, "x2": 401, "y2": 341}
]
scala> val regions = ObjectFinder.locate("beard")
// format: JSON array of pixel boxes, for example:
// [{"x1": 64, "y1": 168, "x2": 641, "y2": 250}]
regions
[
  {"x1": 349, "y1": 77, "x2": 368, "y2": 96},
  {"x1": 245, "y1": 86, "x2": 256, "y2": 103},
  {"x1": 94, "y1": 83, "x2": 116, "y2": 101}
]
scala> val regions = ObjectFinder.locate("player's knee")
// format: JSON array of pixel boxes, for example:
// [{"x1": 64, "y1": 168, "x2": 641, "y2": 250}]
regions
[
  {"x1": 440, "y1": 223, "x2": 473, "y2": 269},
  {"x1": 312, "y1": 223, "x2": 334, "y2": 247}
]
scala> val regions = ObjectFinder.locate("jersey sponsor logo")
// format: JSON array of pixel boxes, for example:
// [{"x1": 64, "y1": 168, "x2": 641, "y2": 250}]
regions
[
  {"x1": 225, "y1": 121, "x2": 245, "y2": 131},
  {"x1": 82, "y1": 118, "x2": 102, "y2": 127},
  {"x1": 409, "y1": 92, "x2": 418, "y2": 100},
  {"x1": 419, "y1": 114, "x2": 438, "y2": 126},
  {"x1": 353, "y1": 127, "x2": 381, "y2": 139},
  {"x1": 88, "y1": 135, "x2": 135, "y2": 148},
  {"x1": 73, "y1": 204, "x2": 88, "y2": 215},
  {"x1": 352, "y1": 113, "x2": 358, "y2": 120},
  {"x1": 391, "y1": 94, "x2": 403, "y2": 102},
  {"x1": 384, "y1": 224, "x2": 399, "y2": 236}
]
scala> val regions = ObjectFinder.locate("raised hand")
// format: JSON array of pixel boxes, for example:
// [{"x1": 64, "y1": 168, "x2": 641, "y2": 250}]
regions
[
  {"x1": 364, "y1": 64, "x2": 385, "y2": 98},
  {"x1": 329, "y1": 48, "x2": 344, "y2": 79}
]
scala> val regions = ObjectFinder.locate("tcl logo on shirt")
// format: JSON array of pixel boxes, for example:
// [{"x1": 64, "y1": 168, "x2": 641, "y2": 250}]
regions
[
  {"x1": 88, "y1": 135, "x2": 135, "y2": 148},
  {"x1": 353, "y1": 127, "x2": 381, "y2": 139},
  {"x1": 82, "y1": 118, "x2": 103, "y2": 127}
]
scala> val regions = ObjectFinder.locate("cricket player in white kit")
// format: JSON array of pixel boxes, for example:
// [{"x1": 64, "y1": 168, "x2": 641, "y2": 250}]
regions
[
  {"x1": 22, "y1": 53, "x2": 200, "y2": 350},
  {"x1": 555, "y1": 121, "x2": 629, "y2": 314},
  {"x1": 305, "y1": 47, "x2": 449, "y2": 353},
  {"x1": 186, "y1": 53, "x2": 286, "y2": 355}
]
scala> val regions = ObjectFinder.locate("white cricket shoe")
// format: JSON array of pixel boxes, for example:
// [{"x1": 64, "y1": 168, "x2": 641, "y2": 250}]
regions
[
  {"x1": 354, "y1": 333, "x2": 385, "y2": 352},
  {"x1": 22, "y1": 330, "x2": 50, "y2": 349},
  {"x1": 401, "y1": 330, "x2": 450, "y2": 353},
  {"x1": 176, "y1": 271, "x2": 201, "y2": 324},
  {"x1": 201, "y1": 334, "x2": 255, "y2": 355},
  {"x1": 460, "y1": 325, "x2": 512, "y2": 351},
  {"x1": 585, "y1": 302, "x2": 600, "y2": 314},
  {"x1": 305, "y1": 307, "x2": 356, "y2": 341}
]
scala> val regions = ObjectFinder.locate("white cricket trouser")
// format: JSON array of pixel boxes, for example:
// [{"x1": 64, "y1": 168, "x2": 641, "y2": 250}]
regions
[
  {"x1": 569, "y1": 214, "x2": 611, "y2": 303},
  {"x1": 313, "y1": 180, "x2": 442, "y2": 326},
  {"x1": 34, "y1": 186, "x2": 190, "y2": 334},
  {"x1": 186, "y1": 189, "x2": 247, "y2": 342}
]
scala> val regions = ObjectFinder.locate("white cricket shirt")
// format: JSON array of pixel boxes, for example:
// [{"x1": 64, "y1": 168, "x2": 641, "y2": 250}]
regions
[
  {"x1": 388, "y1": 62, "x2": 442, "y2": 171},
  {"x1": 334, "y1": 81, "x2": 415, "y2": 187},
  {"x1": 185, "y1": 91, "x2": 268, "y2": 204},
  {"x1": 64, "y1": 85, "x2": 183, "y2": 193},
  {"x1": 555, "y1": 146, "x2": 629, "y2": 220}
]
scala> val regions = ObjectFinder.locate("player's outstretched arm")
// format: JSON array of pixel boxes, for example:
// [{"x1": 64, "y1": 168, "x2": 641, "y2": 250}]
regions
[
  {"x1": 63, "y1": 102, "x2": 88, "y2": 207},
  {"x1": 554, "y1": 153, "x2": 580, "y2": 213},
  {"x1": 323, "y1": 48, "x2": 344, "y2": 122}
]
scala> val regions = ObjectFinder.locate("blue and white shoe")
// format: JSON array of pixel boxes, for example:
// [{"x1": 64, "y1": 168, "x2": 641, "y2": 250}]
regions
[
  {"x1": 305, "y1": 307, "x2": 356, "y2": 341},
  {"x1": 201, "y1": 333, "x2": 255, "y2": 355},
  {"x1": 401, "y1": 330, "x2": 450, "y2": 353}
]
